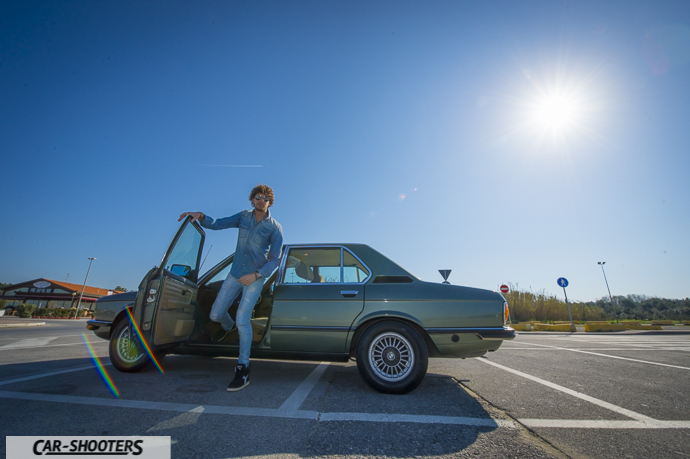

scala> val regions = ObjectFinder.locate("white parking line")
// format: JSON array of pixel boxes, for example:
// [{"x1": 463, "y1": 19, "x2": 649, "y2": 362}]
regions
[
  {"x1": 477, "y1": 358, "x2": 690, "y2": 428},
  {"x1": 319, "y1": 412, "x2": 518, "y2": 428},
  {"x1": 0, "y1": 390, "x2": 518, "y2": 428},
  {"x1": 0, "y1": 365, "x2": 109, "y2": 386},
  {"x1": 0, "y1": 390, "x2": 319, "y2": 419},
  {"x1": 501, "y1": 347, "x2": 690, "y2": 351},
  {"x1": 0, "y1": 336, "x2": 61, "y2": 349},
  {"x1": 10, "y1": 356, "x2": 686, "y2": 430},
  {"x1": 0, "y1": 342, "x2": 109, "y2": 351},
  {"x1": 277, "y1": 362, "x2": 329, "y2": 414},
  {"x1": 516, "y1": 342, "x2": 690, "y2": 370},
  {"x1": 520, "y1": 419, "x2": 690, "y2": 429},
  {"x1": 0, "y1": 363, "x2": 517, "y2": 428}
]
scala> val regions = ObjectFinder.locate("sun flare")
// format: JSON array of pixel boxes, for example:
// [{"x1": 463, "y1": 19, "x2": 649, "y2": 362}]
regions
[{"x1": 529, "y1": 92, "x2": 583, "y2": 134}]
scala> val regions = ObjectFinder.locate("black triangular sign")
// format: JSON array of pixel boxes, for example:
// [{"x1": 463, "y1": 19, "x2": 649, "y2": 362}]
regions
[{"x1": 439, "y1": 270, "x2": 451, "y2": 281}]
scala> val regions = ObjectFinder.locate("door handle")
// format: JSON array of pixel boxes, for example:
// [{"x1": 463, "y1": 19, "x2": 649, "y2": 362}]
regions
[{"x1": 340, "y1": 290, "x2": 359, "y2": 298}]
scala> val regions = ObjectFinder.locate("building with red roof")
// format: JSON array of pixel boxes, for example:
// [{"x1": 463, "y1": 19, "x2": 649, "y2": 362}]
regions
[{"x1": 0, "y1": 278, "x2": 126, "y2": 310}]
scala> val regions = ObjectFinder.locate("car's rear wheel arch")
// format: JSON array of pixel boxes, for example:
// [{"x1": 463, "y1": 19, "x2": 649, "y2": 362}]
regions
[{"x1": 350, "y1": 317, "x2": 439, "y2": 358}]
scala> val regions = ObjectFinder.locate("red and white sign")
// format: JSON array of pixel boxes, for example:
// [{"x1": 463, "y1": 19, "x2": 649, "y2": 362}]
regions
[{"x1": 500, "y1": 285, "x2": 509, "y2": 294}]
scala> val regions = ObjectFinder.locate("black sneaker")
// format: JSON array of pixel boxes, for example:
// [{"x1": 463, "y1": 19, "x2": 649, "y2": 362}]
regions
[
  {"x1": 227, "y1": 364, "x2": 250, "y2": 391},
  {"x1": 212, "y1": 324, "x2": 237, "y2": 343}
]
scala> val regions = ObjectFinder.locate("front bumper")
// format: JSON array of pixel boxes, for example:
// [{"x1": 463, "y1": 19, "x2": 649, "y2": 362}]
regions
[{"x1": 86, "y1": 319, "x2": 113, "y2": 340}]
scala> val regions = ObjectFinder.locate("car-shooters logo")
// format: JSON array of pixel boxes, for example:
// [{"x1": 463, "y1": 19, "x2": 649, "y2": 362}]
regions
[{"x1": 6, "y1": 436, "x2": 171, "y2": 459}]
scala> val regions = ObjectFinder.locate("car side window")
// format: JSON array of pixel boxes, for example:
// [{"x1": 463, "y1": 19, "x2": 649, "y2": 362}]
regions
[
  {"x1": 343, "y1": 250, "x2": 370, "y2": 283},
  {"x1": 164, "y1": 223, "x2": 203, "y2": 280},
  {"x1": 283, "y1": 247, "x2": 341, "y2": 284}
]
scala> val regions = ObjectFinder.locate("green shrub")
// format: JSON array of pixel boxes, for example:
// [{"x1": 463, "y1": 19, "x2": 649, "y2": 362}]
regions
[
  {"x1": 0, "y1": 299, "x2": 8, "y2": 310},
  {"x1": 16, "y1": 303, "x2": 36, "y2": 318},
  {"x1": 34, "y1": 307, "x2": 50, "y2": 317}
]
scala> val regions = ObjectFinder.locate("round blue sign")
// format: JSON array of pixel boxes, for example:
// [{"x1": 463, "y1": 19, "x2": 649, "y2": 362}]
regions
[{"x1": 557, "y1": 277, "x2": 569, "y2": 288}]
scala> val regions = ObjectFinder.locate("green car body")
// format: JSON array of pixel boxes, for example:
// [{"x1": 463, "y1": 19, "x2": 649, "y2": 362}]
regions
[{"x1": 88, "y1": 218, "x2": 514, "y2": 393}]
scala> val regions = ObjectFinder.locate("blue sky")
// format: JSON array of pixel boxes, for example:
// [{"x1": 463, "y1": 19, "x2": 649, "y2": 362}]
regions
[{"x1": 1, "y1": 1, "x2": 689, "y2": 302}]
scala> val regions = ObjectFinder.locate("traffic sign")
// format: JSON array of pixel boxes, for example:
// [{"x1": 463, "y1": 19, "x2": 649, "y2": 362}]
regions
[
  {"x1": 500, "y1": 285, "x2": 509, "y2": 293},
  {"x1": 439, "y1": 270, "x2": 451, "y2": 282},
  {"x1": 557, "y1": 277, "x2": 569, "y2": 288}
]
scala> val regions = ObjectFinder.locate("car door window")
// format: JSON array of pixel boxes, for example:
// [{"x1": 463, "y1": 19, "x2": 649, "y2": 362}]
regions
[
  {"x1": 164, "y1": 223, "x2": 203, "y2": 281},
  {"x1": 343, "y1": 250, "x2": 370, "y2": 283},
  {"x1": 283, "y1": 247, "x2": 341, "y2": 284}
]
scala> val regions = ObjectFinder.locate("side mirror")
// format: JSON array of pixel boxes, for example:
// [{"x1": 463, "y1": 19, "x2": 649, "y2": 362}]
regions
[{"x1": 170, "y1": 264, "x2": 192, "y2": 277}]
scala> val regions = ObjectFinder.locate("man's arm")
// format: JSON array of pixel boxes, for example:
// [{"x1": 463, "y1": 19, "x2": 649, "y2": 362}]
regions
[
  {"x1": 257, "y1": 226, "x2": 284, "y2": 278},
  {"x1": 178, "y1": 212, "x2": 205, "y2": 223},
  {"x1": 178, "y1": 212, "x2": 243, "y2": 230}
]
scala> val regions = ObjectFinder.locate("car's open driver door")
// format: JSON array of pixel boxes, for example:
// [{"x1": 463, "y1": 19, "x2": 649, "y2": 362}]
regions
[{"x1": 137, "y1": 217, "x2": 205, "y2": 348}]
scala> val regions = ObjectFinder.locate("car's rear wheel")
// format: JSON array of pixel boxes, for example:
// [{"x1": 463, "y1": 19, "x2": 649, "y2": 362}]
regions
[
  {"x1": 109, "y1": 319, "x2": 153, "y2": 372},
  {"x1": 356, "y1": 321, "x2": 428, "y2": 394}
]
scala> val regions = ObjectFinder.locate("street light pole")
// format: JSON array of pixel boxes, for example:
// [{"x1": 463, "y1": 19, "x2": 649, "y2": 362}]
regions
[
  {"x1": 597, "y1": 261, "x2": 615, "y2": 321},
  {"x1": 74, "y1": 257, "x2": 96, "y2": 319}
]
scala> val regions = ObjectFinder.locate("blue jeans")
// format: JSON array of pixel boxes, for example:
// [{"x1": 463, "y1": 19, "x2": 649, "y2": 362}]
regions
[{"x1": 208, "y1": 274, "x2": 263, "y2": 366}]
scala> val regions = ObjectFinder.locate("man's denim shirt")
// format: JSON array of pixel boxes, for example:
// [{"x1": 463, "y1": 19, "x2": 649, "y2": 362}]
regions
[{"x1": 200, "y1": 210, "x2": 283, "y2": 279}]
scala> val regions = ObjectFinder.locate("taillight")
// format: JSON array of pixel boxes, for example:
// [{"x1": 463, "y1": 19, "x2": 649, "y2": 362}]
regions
[{"x1": 504, "y1": 302, "x2": 509, "y2": 324}]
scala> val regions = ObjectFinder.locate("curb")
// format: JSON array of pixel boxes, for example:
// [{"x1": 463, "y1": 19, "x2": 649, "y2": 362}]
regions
[
  {"x1": 518, "y1": 330, "x2": 690, "y2": 335},
  {"x1": 0, "y1": 322, "x2": 46, "y2": 328}
]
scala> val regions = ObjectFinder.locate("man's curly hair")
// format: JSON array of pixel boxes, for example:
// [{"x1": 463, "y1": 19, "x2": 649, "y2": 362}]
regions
[{"x1": 249, "y1": 184, "x2": 275, "y2": 206}]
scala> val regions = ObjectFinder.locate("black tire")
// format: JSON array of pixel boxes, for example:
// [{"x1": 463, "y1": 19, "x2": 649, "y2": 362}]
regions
[
  {"x1": 109, "y1": 319, "x2": 152, "y2": 373},
  {"x1": 356, "y1": 321, "x2": 428, "y2": 394}
]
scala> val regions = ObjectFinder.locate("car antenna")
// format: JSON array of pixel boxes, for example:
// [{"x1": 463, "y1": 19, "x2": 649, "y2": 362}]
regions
[{"x1": 199, "y1": 244, "x2": 213, "y2": 271}]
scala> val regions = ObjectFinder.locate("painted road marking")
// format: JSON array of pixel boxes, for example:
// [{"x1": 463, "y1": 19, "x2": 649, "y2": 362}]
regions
[
  {"x1": 319, "y1": 412, "x2": 517, "y2": 428},
  {"x1": 477, "y1": 358, "x2": 690, "y2": 428},
  {"x1": 0, "y1": 336, "x2": 61, "y2": 349},
  {"x1": 0, "y1": 390, "x2": 518, "y2": 428},
  {"x1": 501, "y1": 347, "x2": 690, "y2": 351},
  {"x1": 277, "y1": 362, "x2": 329, "y2": 414},
  {"x1": 3, "y1": 353, "x2": 687, "y2": 430},
  {"x1": 516, "y1": 342, "x2": 690, "y2": 370},
  {"x1": 0, "y1": 342, "x2": 109, "y2": 351},
  {"x1": 0, "y1": 362, "x2": 516, "y2": 428},
  {"x1": 0, "y1": 364, "x2": 109, "y2": 386},
  {"x1": 520, "y1": 419, "x2": 690, "y2": 429}
]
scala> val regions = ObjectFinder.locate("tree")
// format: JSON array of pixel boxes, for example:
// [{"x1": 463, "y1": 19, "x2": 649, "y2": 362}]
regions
[{"x1": 114, "y1": 286, "x2": 128, "y2": 292}]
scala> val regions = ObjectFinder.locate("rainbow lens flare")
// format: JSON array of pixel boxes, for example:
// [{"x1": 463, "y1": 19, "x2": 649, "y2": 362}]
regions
[
  {"x1": 81, "y1": 333, "x2": 119, "y2": 398},
  {"x1": 125, "y1": 308, "x2": 164, "y2": 374}
]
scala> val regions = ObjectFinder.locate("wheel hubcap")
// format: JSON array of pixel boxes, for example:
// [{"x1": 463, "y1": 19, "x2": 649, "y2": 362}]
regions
[
  {"x1": 369, "y1": 332, "x2": 414, "y2": 381},
  {"x1": 117, "y1": 325, "x2": 144, "y2": 363}
]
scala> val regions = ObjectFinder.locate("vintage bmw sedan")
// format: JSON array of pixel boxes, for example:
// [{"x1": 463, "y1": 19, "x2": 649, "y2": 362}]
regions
[{"x1": 88, "y1": 218, "x2": 515, "y2": 394}]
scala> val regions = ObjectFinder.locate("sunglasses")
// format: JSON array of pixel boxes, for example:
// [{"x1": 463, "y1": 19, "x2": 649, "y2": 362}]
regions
[{"x1": 254, "y1": 195, "x2": 270, "y2": 202}]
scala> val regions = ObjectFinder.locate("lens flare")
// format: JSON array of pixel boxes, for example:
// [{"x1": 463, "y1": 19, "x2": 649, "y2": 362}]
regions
[
  {"x1": 125, "y1": 308, "x2": 164, "y2": 374},
  {"x1": 81, "y1": 333, "x2": 120, "y2": 398}
]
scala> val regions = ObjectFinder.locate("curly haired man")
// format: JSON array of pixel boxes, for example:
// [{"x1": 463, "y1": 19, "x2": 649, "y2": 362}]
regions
[{"x1": 179, "y1": 184, "x2": 283, "y2": 391}]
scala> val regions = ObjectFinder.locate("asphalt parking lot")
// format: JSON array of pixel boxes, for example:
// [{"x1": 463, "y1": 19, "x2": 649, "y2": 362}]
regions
[{"x1": 1, "y1": 320, "x2": 689, "y2": 458}]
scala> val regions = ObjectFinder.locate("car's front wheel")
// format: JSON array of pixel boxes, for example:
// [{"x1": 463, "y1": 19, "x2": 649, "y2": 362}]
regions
[
  {"x1": 109, "y1": 319, "x2": 152, "y2": 372},
  {"x1": 356, "y1": 321, "x2": 428, "y2": 394}
]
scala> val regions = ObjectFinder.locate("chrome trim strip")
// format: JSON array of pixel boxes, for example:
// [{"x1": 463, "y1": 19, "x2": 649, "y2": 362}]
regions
[
  {"x1": 271, "y1": 325, "x2": 351, "y2": 332},
  {"x1": 425, "y1": 327, "x2": 515, "y2": 333},
  {"x1": 340, "y1": 247, "x2": 344, "y2": 283}
]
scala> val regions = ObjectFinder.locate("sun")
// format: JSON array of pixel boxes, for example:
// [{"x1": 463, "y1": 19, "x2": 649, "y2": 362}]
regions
[
  {"x1": 528, "y1": 92, "x2": 583, "y2": 134},
  {"x1": 494, "y1": 61, "x2": 608, "y2": 151}
]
